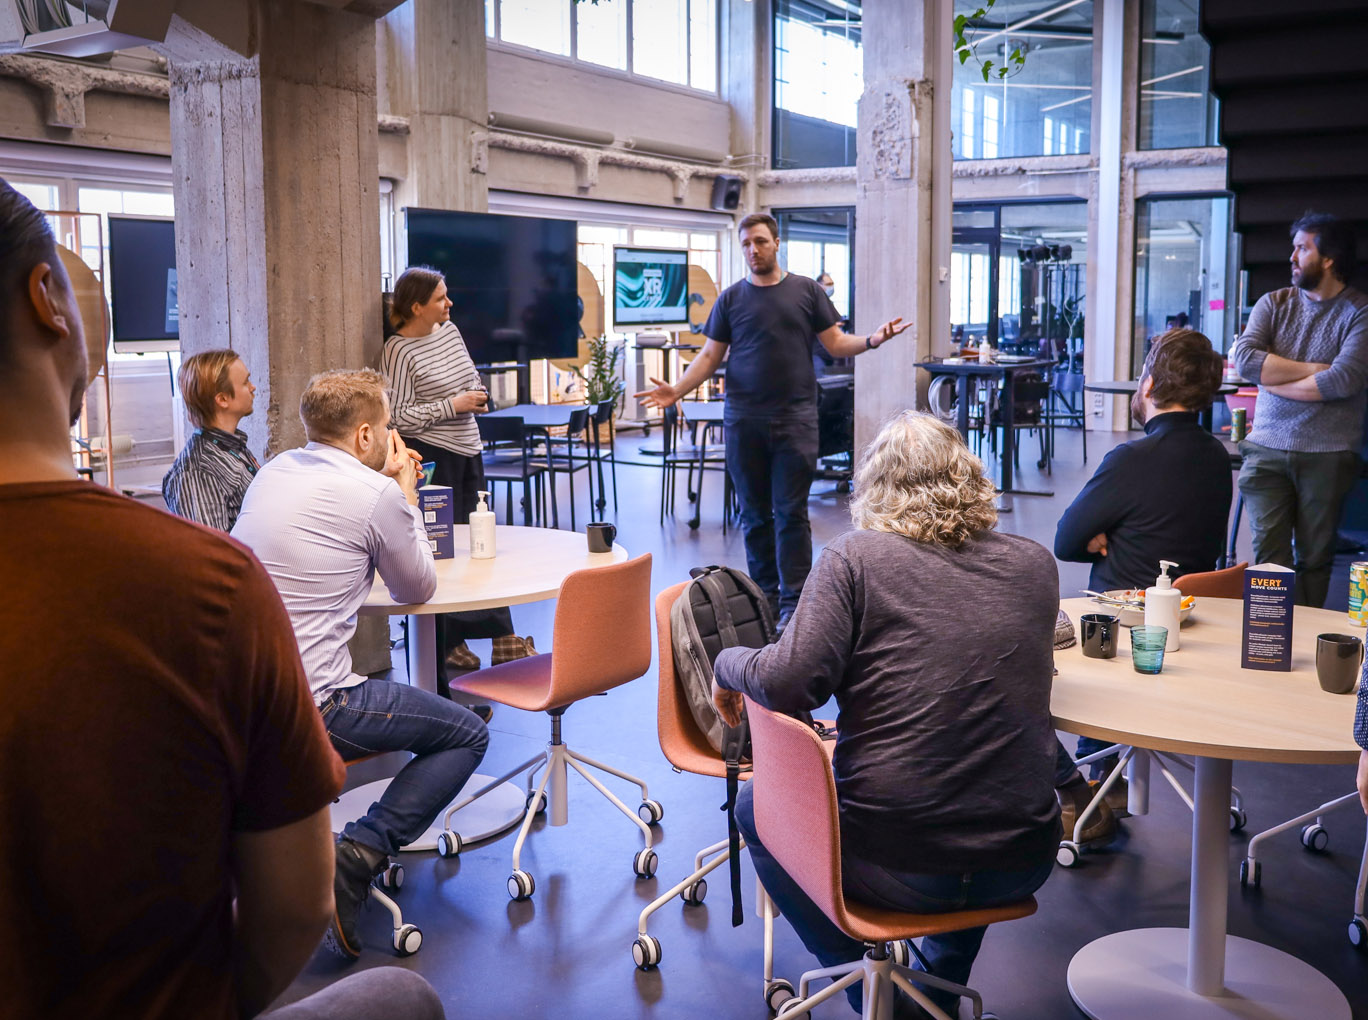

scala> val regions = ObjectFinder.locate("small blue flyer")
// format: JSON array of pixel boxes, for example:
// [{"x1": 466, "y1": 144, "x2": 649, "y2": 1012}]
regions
[
  {"x1": 419, "y1": 485, "x2": 454, "y2": 560},
  {"x1": 1242, "y1": 563, "x2": 1295, "y2": 671}
]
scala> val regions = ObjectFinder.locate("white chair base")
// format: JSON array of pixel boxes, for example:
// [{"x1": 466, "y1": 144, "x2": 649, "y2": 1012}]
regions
[
  {"x1": 434, "y1": 723, "x2": 662, "y2": 902},
  {"x1": 773, "y1": 942, "x2": 994, "y2": 1020},
  {"x1": 1058, "y1": 742, "x2": 1246, "y2": 867},
  {"x1": 370, "y1": 879, "x2": 423, "y2": 956}
]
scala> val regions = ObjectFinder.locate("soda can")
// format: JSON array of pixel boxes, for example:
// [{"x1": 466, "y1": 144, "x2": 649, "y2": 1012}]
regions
[
  {"x1": 1231, "y1": 407, "x2": 1247, "y2": 443},
  {"x1": 1349, "y1": 562, "x2": 1368, "y2": 625}
]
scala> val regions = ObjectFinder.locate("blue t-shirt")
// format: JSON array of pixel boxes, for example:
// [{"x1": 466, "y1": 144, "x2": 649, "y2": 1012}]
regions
[{"x1": 703, "y1": 273, "x2": 842, "y2": 421}]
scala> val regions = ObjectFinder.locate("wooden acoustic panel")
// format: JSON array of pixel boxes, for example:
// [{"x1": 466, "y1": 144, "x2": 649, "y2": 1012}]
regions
[
  {"x1": 686, "y1": 264, "x2": 718, "y2": 338},
  {"x1": 549, "y1": 261, "x2": 604, "y2": 373},
  {"x1": 58, "y1": 245, "x2": 108, "y2": 386}
]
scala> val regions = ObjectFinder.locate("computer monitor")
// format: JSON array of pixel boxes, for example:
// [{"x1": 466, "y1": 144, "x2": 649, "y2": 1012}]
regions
[
  {"x1": 107, "y1": 214, "x2": 179, "y2": 354},
  {"x1": 612, "y1": 246, "x2": 690, "y2": 330}
]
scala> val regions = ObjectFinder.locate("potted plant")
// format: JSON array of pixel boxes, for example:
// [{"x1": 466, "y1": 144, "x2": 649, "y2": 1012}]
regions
[{"x1": 571, "y1": 335, "x2": 625, "y2": 442}]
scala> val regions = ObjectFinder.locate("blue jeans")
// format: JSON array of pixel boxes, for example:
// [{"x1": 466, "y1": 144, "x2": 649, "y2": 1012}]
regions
[
  {"x1": 724, "y1": 416, "x2": 819, "y2": 616},
  {"x1": 321, "y1": 678, "x2": 489, "y2": 857},
  {"x1": 735, "y1": 782, "x2": 1053, "y2": 1018},
  {"x1": 1073, "y1": 736, "x2": 1116, "y2": 779}
]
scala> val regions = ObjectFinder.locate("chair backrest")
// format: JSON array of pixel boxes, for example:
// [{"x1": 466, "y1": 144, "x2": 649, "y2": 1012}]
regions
[
  {"x1": 1174, "y1": 561, "x2": 1248, "y2": 599},
  {"x1": 593, "y1": 399, "x2": 615, "y2": 428},
  {"x1": 654, "y1": 582, "x2": 728, "y2": 773},
  {"x1": 547, "y1": 553, "x2": 653, "y2": 703},
  {"x1": 477, "y1": 415, "x2": 525, "y2": 446},
  {"x1": 746, "y1": 697, "x2": 845, "y2": 926},
  {"x1": 566, "y1": 407, "x2": 590, "y2": 440}
]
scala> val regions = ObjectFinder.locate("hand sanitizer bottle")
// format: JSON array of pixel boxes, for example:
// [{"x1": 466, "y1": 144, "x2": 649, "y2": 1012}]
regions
[
  {"x1": 469, "y1": 490, "x2": 496, "y2": 560},
  {"x1": 1145, "y1": 559, "x2": 1182, "y2": 651}
]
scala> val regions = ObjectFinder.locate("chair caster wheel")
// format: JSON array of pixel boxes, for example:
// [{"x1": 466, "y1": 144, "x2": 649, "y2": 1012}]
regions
[
  {"x1": 637, "y1": 798, "x2": 664, "y2": 824},
  {"x1": 526, "y1": 791, "x2": 547, "y2": 815},
  {"x1": 1239, "y1": 859, "x2": 1261, "y2": 888},
  {"x1": 508, "y1": 869, "x2": 535, "y2": 901},
  {"x1": 436, "y1": 830, "x2": 463, "y2": 858},
  {"x1": 680, "y1": 878, "x2": 707, "y2": 906},
  {"x1": 633, "y1": 848, "x2": 658, "y2": 879},
  {"x1": 1349, "y1": 918, "x2": 1365, "y2": 948},
  {"x1": 776, "y1": 995, "x2": 810, "y2": 1018},
  {"x1": 765, "y1": 978, "x2": 796, "y2": 1012},
  {"x1": 890, "y1": 939, "x2": 911, "y2": 966},
  {"x1": 836, "y1": 480, "x2": 851, "y2": 495},
  {"x1": 1300, "y1": 822, "x2": 1329, "y2": 853},
  {"x1": 632, "y1": 934, "x2": 662, "y2": 969},
  {"x1": 1229, "y1": 807, "x2": 1247, "y2": 832},
  {"x1": 377, "y1": 863, "x2": 404, "y2": 890},
  {"x1": 1056, "y1": 841, "x2": 1080, "y2": 868},
  {"x1": 392, "y1": 923, "x2": 422, "y2": 956}
]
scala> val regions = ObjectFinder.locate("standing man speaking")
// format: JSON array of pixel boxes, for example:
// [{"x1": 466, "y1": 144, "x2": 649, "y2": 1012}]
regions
[{"x1": 638, "y1": 213, "x2": 908, "y2": 627}]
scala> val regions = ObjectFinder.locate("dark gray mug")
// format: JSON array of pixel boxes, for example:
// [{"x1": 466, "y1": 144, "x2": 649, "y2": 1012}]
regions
[
  {"x1": 1315, "y1": 633, "x2": 1363, "y2": 694},
  {"x1": 1080, "y1": 613, "x2": 1120, "y2": 659},
  {"x1": 586, "y1": 521, "x2": 616, "y2": 554}
]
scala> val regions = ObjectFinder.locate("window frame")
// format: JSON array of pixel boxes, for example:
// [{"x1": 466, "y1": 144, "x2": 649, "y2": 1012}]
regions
[{"x1": 487, "y1": 0, "x2": 720, "y2": 96}]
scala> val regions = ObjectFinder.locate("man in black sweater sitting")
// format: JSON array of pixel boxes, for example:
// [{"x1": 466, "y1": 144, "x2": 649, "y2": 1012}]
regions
[{"x1": 1054, "y1": 328, "x2": 1231, "y2": 805}]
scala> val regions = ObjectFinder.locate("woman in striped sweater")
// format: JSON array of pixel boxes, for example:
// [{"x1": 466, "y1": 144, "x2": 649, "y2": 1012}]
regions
[{"x1": 381, "y1": 266, "x2": 535, "y2": 673}]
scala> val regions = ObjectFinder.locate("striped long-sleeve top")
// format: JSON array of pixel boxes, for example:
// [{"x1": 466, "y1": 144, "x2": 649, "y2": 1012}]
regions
[
  {"x1": 379, "y1": 322, "x2": 483, "y2": 456},
  {"x1": 161, "y1": 426, "x2": 260, "y2": 532}
]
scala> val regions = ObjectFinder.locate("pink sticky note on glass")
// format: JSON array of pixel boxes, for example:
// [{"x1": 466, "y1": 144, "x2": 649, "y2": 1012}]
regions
[{"x1": 1209, "y1": 299, "x2": 1226, "y2": 310}]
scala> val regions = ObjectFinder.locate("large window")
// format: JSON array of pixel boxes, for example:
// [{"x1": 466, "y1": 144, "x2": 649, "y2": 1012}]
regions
[
  {"x1": 486, "y1": 0, "x2": 717, "y2": 93},
  {"x1": 1139, "y1": 0, "x2": 1218, "y2": 149},
  {"x1": 1133, "y1": 195, "x2": 1237, "y2": 372},
  {"x1": 951, "y1": 0, "x2": 1094, "y2": 160},
  {"x1": 773, "y1": 0, "x2": 862, "y2": 170},
  {"x1": 774, "y1": 208, "x2": 855, "y2": 323}
]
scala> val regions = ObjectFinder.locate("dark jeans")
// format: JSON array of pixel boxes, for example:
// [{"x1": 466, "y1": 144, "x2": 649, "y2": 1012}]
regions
[
  {"x1": 735, "y1": 783, "x2": 1053, "y2": 1018},
  {"x1": 1237, "y1": 441, "x2": 1362, "y2": 608},
  {"x1": 724, "y1": 416, "x2": 819, "y2": 616},
  {"x1": 404, "y1": 435, "x2": 514, "y2": 642},
  {"x1": 1073, "y1": 736, "x2": 1117, "y2": 779},
  {"x1": 322, "y1": 678, "x2": 489, "y2": 857}
]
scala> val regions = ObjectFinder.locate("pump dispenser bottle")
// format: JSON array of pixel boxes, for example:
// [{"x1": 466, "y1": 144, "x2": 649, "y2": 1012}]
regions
[
  {"x1": 469, "y1": 490, "x2": 496, "y2": 560},
  {"x1": 1144, "y1": 559, "x2": 1182, "y2": 651}
]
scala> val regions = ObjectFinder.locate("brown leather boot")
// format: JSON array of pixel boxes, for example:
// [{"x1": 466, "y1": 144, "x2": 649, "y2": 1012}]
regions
[
  {"x1": 1058, "y1": 776, "x2": 1118, "y2": 846},
  {"x1": 1094, "y1": 774, "x2": 1131, "y2": 819},
  {"x1": 492, "y1": 634, "x2": 537, "y2": 665}
]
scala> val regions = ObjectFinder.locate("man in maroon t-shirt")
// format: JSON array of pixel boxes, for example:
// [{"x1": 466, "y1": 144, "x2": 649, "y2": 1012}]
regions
[{"x1": 0, "y1": 182, "x2": 442, "y2": 1019}]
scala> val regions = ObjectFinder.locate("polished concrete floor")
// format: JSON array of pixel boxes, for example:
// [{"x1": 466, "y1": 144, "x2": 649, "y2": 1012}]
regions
[{"x1": 271, "y1": 424, "x2": 1367, "y2": 1020}]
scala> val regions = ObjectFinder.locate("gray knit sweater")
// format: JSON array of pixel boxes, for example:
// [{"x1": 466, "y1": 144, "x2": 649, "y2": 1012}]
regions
[{"x1": 1231, "y1": 285, "x2": 1368, "y2": 453}]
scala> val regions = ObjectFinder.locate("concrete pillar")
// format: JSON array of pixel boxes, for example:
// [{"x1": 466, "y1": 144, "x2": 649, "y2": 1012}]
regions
[
  {"x1": 165, "y1": 1, "x2": 383, "y2": 458},
  {"x1": 853, "y1": 0, "x2": 953, "y2": 454},
  {"x1": 722, "y1": 0, "x2": 769, "y2": 215},
  {"x1": 381, "y1": 0, "x2": 488, "y2": 215}
]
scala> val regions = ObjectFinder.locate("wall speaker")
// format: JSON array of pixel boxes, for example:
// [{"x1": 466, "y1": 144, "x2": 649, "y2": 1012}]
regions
[{"x1": 710, "y1": 175, "x2": 743, "y2": 211}]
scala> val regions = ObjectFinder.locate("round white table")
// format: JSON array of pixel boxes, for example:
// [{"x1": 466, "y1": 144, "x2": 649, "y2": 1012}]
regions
[
  {"x1": 1054, "y1": 596, "x2": 1360, "y2": 1020},
  {"x1": 346, "y1": 525, "x2": 629, "y2": 851}
]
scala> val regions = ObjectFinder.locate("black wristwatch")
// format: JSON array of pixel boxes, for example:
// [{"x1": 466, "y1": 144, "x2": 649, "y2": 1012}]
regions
[{"x1": 866, "y1": 334, "x2": 876, "y2": 350}]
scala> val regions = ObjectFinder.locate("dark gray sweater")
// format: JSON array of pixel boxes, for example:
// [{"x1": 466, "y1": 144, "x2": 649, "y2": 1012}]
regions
[{"x1": 716, "y1": 528, "x2": 1061, "y2": 874}]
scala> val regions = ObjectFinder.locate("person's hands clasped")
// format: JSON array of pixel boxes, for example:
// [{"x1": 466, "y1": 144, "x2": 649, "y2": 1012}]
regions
[
  {"x1": 869, "y1": 317, "x2": 912, "y2": 349},
  {"x1": 711, "y1": 678, "x2": 744, "y2": 728},
  {"x1": 449, "y1": 389, "x2": 489, "y2": 415},
  {"x1": 633, "y1": 377, "x2": 679, "y2": 411},
  {"x1": 383, "y1": 430, "x2": 423, "y2": 502}
]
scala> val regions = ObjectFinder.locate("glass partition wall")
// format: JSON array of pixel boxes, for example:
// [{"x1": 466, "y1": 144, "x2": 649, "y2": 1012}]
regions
[
  {"x1": 1138, "y1": 0, "x2": 1218, "y2": 150},
  {"x1": 773, "y1": 0, "x2": 862, "y2": 170}
]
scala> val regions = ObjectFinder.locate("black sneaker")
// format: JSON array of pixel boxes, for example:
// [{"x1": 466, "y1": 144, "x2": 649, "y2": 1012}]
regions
[{"x1": 325, "y1": 838, "x2": 378, "y2": 960}]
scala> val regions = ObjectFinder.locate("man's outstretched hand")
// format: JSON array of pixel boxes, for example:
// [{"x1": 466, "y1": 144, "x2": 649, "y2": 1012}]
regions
[
  {"x1": 870, "y1": 317, "x2": 912, "y2": 348},
  {"x1": 634, "y1": 377, "x2": 679, "y2": 410}
]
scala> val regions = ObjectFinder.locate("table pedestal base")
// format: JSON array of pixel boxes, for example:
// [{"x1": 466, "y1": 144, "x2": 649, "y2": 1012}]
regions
[
  {"x1": 1067, "y1": 928, "x2": 1350, "y2": 1020},
  {"x1": 331, "y1": 775, "x2": 527, "y2": 852}
]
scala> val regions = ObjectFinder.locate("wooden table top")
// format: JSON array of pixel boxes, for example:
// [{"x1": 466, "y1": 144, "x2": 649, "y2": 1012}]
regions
[
  {"x1": 360, "y1": 525, "x2": 628, "y2": 615},
  {"x1": 1053, "y1": 596, "x2": 1361, "y2": 764}
]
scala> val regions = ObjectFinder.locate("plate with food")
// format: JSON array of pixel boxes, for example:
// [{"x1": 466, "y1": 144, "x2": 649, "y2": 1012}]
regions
[{"x1": 1089, "y1": 589, "x2": 1196, "y2": 628}]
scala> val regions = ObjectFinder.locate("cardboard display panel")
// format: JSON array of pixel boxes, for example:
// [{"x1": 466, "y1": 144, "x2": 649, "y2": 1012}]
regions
[{"x1": 59, "y1": 245, "x2": 108, "y2": 386}]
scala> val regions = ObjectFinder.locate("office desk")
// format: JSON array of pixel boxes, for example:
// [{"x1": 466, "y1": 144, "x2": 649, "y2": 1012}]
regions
[{"x1": 1054, "y1": 596, "x2": 1359, "y2": 1019}]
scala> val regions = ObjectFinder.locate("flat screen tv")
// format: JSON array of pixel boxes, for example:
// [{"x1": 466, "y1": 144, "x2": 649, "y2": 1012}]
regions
[
  {"x1": 108, "y1": 214, "x2": 179, "y2": 354},
  {"x1": 404, "y1": 208, "x2": 579, "y2": 363},
  {"x1": 612, "y1": 246, "x2": 689, "y2": 329}
]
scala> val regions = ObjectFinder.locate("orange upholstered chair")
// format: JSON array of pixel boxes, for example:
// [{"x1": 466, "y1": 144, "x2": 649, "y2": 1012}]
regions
[
  {"x1": 632, "y1": 582, "x2": 763, "y2": 971},
  {"x1": 745, "y1": 697, "x2": 1036, "y2": 1020},
  {"x1": 431, "y1": 554, "x2": 655, "y2": 902},
  {"x1": 1174, "y1": 561, "x2": 1248, "y2": 598}
]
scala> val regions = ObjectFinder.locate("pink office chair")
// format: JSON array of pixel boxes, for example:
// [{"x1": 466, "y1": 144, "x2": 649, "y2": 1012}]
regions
[
  {"x1": 745, "y1": 697, "x2": 1036, "y2": 1020},
  {"x1": 431, "y1": 554, "x2": 656, "y2": 902}
]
